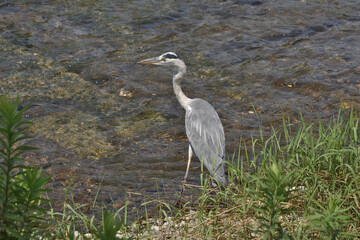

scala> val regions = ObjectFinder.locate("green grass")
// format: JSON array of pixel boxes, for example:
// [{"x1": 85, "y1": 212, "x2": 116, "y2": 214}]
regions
[
  {"x1": 1, "y1": 95, "x2": 359, "y2": 239},
  {"x1": 132, "y1": 108, "x2": 359, "y2": 239}
]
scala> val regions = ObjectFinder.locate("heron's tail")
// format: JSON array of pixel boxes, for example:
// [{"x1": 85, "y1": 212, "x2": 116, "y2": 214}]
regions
[
  {"x1": 212, "y1": 157, "x2": 227, "y2": 187},
  {"x1": 214, "y1": 172, "x2": 227, "y2": 186}
]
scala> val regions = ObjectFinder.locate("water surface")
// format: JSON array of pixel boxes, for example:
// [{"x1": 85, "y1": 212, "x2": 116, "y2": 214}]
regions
[{"x1": 0, "y1": 0, "x2": 359, "y2": 217}]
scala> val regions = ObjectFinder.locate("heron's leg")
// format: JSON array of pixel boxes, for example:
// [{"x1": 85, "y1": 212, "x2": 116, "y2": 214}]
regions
[
  {"x1": 184, "y1": 145, "x2": 193, "y2": 181},
  {"x1": 179, "y1": 145, "x2": 193, "y2": 199}
]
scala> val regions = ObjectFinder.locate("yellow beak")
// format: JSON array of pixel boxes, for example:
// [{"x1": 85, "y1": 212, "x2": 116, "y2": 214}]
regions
[{"x1": 137, "y1": 57, "x2": 161, "y2": 64}]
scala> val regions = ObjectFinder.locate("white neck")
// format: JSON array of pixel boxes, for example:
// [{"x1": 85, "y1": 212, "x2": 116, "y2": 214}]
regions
[{"x1": 172, "y1": 62, "x2": 191, "y2": 109}]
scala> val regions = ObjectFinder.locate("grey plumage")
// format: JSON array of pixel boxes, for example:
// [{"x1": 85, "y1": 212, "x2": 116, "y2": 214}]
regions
[
  {"x1": 138, "y1": 52, "x2": 227, "y2": 188},
  {"x1": 185, "y1": 99, "x2": 226, "y2": 185}
]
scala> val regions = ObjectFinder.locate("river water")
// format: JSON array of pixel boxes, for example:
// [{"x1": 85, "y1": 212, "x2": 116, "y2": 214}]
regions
[{"x1": 0, "y1": 0, "x2": 359, "y2": 217}]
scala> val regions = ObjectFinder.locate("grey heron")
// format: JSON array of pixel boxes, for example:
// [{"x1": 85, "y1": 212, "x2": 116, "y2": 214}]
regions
[{"x1": 138, "y1": 52, "x2": 227, "y2": 192}]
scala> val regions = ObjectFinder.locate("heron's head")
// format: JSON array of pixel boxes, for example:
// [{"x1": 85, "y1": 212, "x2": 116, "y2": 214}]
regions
[{"x1": 138, "y1": 52, "x2": 185, "y2": 70}]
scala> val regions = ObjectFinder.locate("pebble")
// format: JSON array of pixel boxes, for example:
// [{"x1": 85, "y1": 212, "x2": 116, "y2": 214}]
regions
[
  {"x1": 151, "y1": 225, "x2": 160, "y2": 232},
  {"x1": 162, "y1": 222, "x2": 169, "y2": 229},
  {"x1": 84, "y1": 233, "x2": 92, "y2": 238},
  {"x1": 74, "y1": 231, "x2": 81, "y2": 240},
  {"x1": 130, "y1": 223, "x2": 137, "y2": 232}
]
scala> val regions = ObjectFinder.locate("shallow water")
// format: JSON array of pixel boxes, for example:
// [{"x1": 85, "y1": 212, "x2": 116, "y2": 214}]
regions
[{"x1": 0, "y1": 0, "x2": 359, "y2": 217}]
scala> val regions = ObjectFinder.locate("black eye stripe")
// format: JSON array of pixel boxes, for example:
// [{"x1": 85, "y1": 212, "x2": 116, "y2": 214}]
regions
[{"x1": 163, "y1": 53, "x2": 179, "y2": 59}]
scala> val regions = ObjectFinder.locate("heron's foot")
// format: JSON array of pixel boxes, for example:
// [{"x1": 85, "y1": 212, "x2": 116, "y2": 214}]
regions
[
  {"x1": 181, "y1": 179, "x2": 187, "y2": 193},
  {"x1": 179, "y1": 179, "x2": 187, "y2": 198},
  {"x1": 175, "y1": 179, "x2": 187, "y2": 207}
]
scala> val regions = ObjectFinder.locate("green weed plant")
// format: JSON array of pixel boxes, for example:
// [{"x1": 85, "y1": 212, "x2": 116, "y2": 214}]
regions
[{"x1": 0, "y1": 96, "x2": 50, "y2": 239}]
